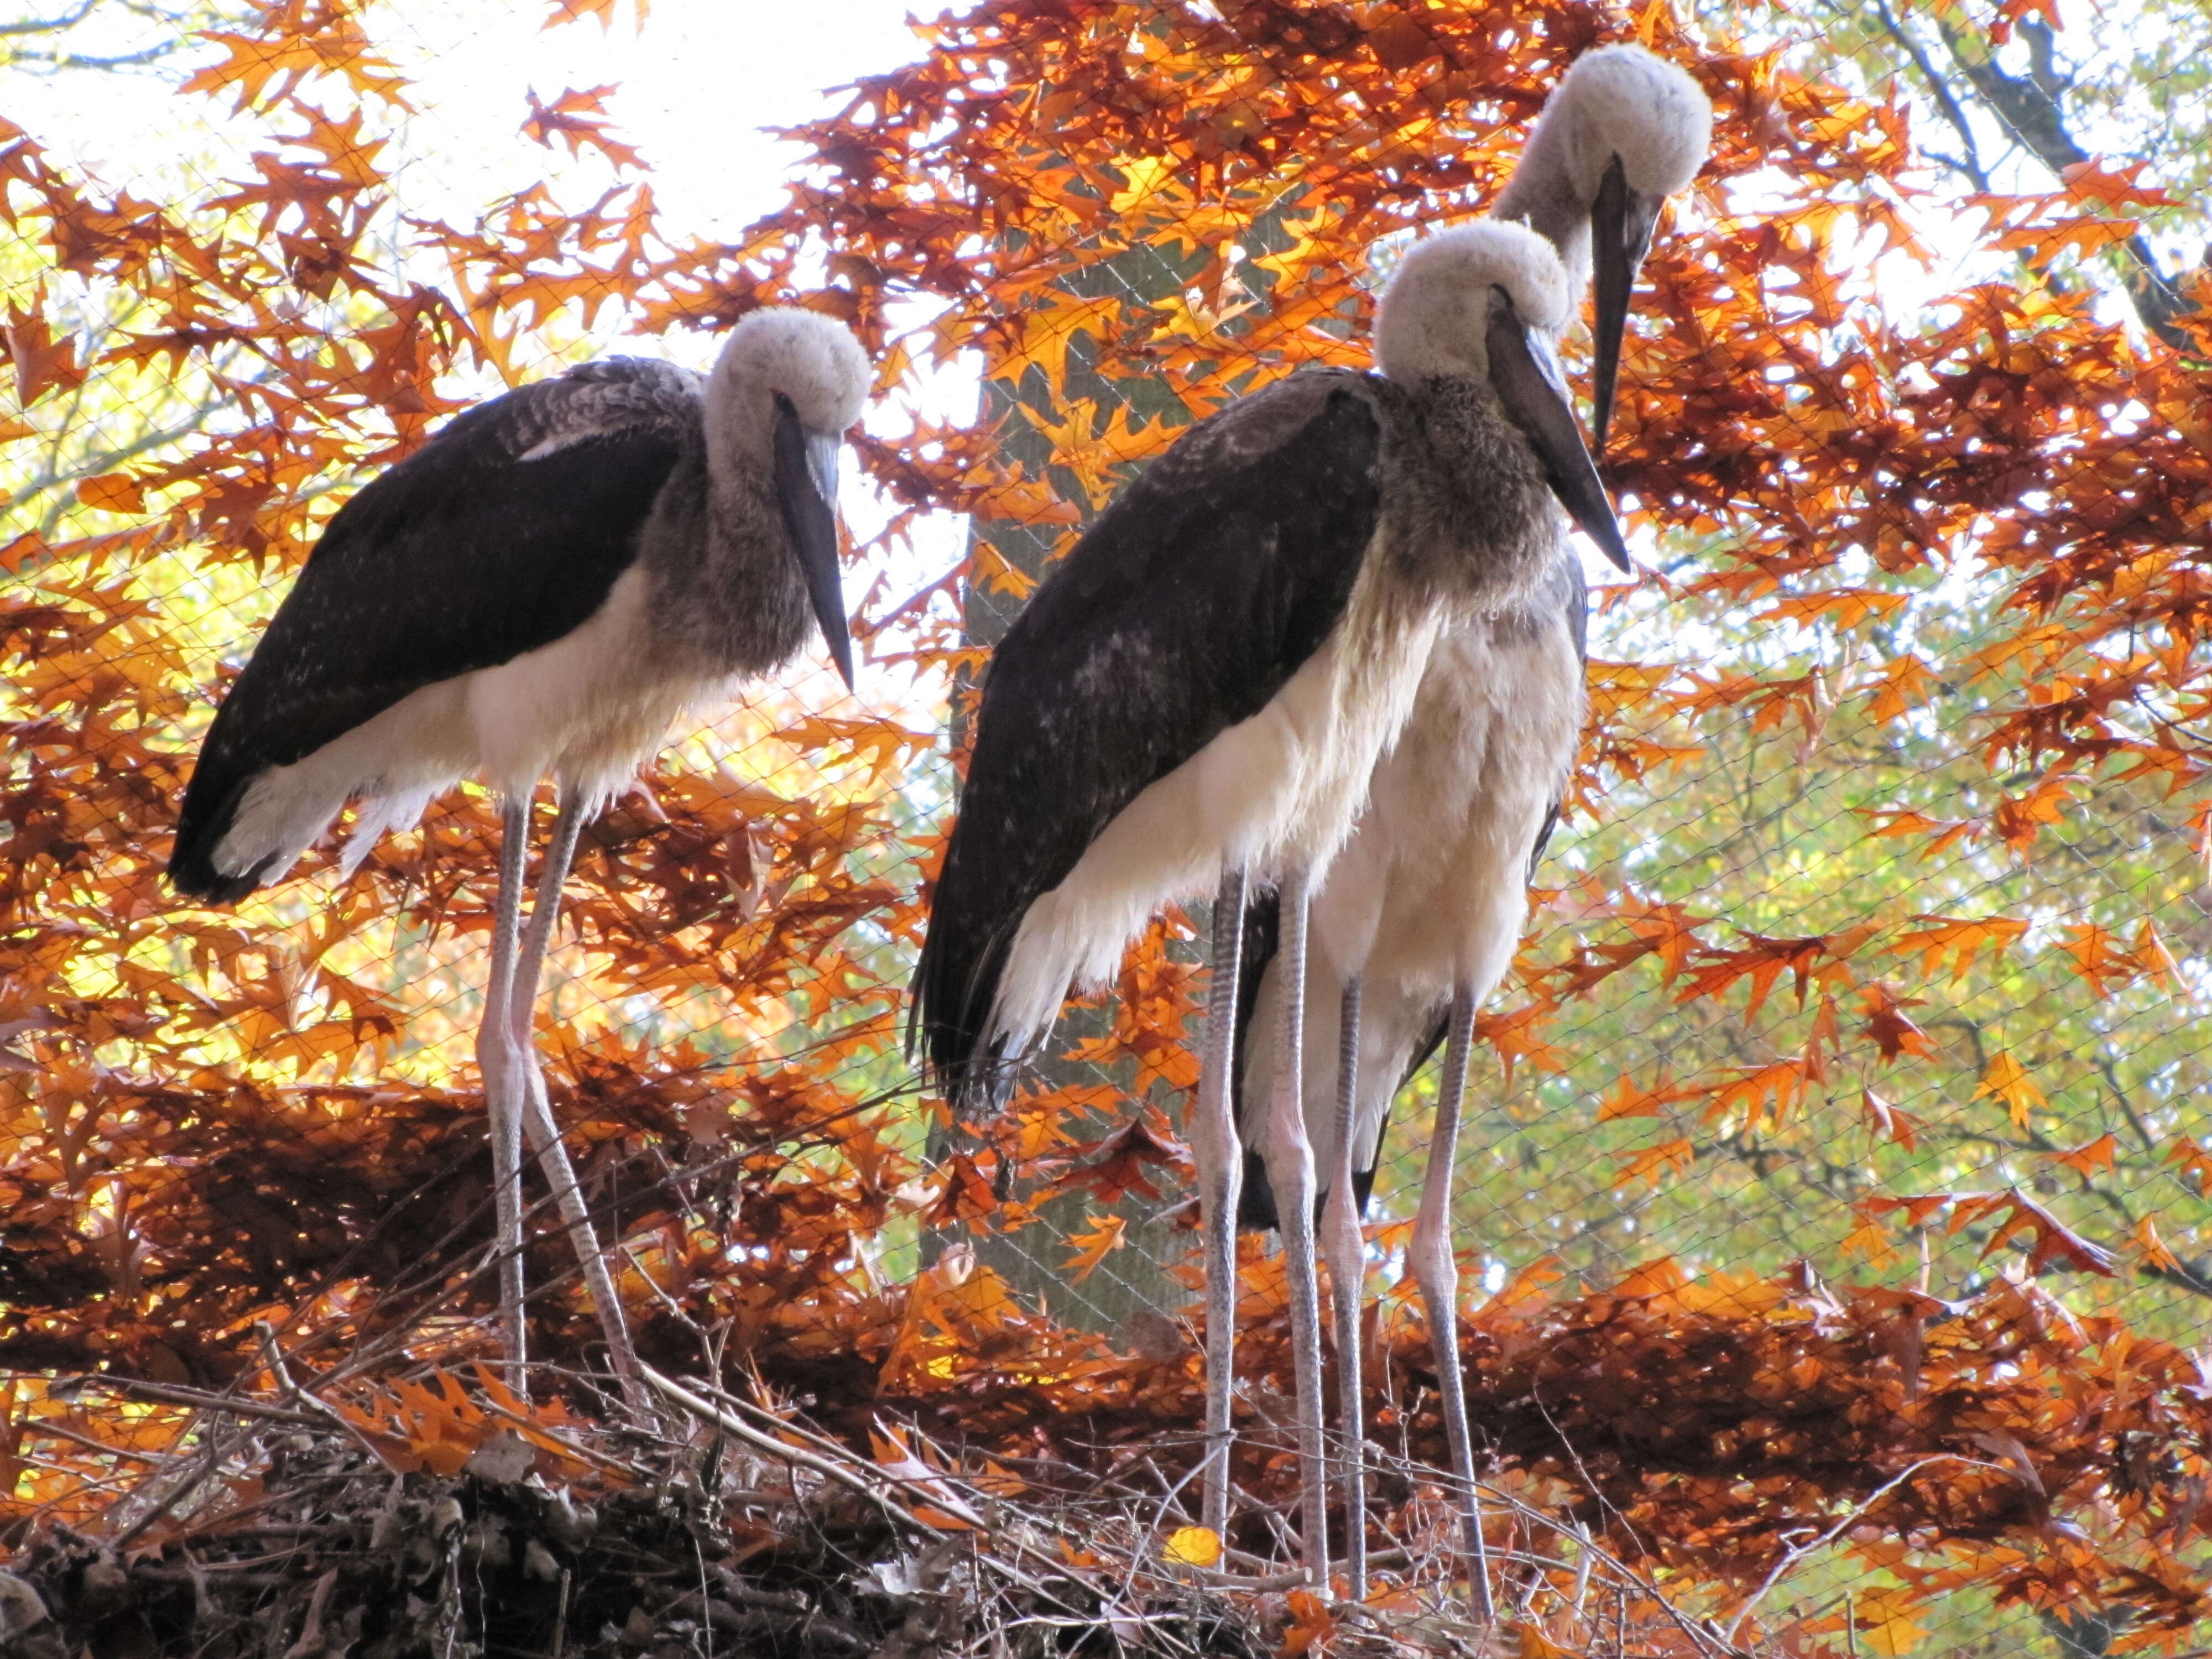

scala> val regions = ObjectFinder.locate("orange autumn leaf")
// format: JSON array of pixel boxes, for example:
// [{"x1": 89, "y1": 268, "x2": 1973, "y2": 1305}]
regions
[
  {"x1": 4, "y1": 290, "x2": 86, "y2": 407},
  {"x1": 1885, "y1": 914, "x2": 2031, "y2": 983},
  {"x1": 1613, "y1": 1137, "x2": 1696, "y2": 1190},
  {"x1": 2049, "y1": 1133, "x2": 2117, "y2": 1176},
  {"x1": 1597, "y1": 1073, "x2": 1669, "y2": 1121},
  {"x1": 1280, "y1": 1589, "x2": 1335, "y2": 1658},
  {"x1": 1061, "y1": 1213, "x2": 1126, "y2": 1284},
  {"x1": 1859, "y1": 1086, "x2": 1922, "y2": 1151},
  {"x1": 1973, "y1": 1051, "x2": 2047, "y2": 1130},
  {"x1": 523, "y1": 85, "x2": 646, "y2": 171}
]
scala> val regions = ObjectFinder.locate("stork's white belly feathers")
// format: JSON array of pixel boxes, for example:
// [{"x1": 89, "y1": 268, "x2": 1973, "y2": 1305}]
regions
[
  {"x1": 213, "y1": 566, "x2": 712, "y2": 886},
  {"x1": 1241, "y1": 594, "x2": 1586, "y2": 1178},
  {"x1": 989, "y1": 552, "x2": 1443, "y2": 1056}
]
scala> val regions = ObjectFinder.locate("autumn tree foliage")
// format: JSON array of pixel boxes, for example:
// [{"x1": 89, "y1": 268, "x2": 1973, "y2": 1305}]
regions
[{"x1": 3, "y1": 0, "x2": 2210, "y2": 1652}]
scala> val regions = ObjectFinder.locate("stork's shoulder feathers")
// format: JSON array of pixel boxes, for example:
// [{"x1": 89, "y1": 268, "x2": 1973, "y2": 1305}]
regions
[
  {"x1": 1133, "y1": 368, "x2": 1380, "y2": 480},
  {"x1": 993, "y1": 369, "x2": 1383, "y2": 635},
  {"x1": 429, "y1": 356, "x2": 702, "y2": 469}
]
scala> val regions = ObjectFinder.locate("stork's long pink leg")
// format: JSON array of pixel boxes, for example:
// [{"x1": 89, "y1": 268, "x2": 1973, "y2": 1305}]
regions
[
  {"x1": 1258, "y1": 864, "x2": 1329, "y2": 1587},
  {"x1": 1409, "y1": 981, "x2": 1494, "y2": 1621},
  {"x1": 476, "y1": 797, "x2": 534, "y2": 1370},
  {"x1": 1321, "y1": 974, "x2": 1368, "y2": 1595},
  {"x1": 506, "y1": 797, "x2": 644, "y2": 1399},
  {"x1": 1194, "y1": 865, "x2": 1248, "y2": 1540}
]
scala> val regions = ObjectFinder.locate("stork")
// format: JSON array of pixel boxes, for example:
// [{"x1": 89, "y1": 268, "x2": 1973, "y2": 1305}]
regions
[
  {"x1": 912, "y1": 218, "x2": 1627, "y2": 1580},
  {"x1": 1233, "y1": 43, "x2": 1713, "y2": 1604},
  {"x1": 168, "y1": 307, "x2": 872, "y2": 1393}
]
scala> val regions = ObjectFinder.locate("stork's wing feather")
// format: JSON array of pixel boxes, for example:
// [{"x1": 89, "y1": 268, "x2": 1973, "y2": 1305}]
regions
[
  {"x1": 1525, "y1": 547, "x2": 1589, "y2": 878},
  {"x1": 912, "y1": 372, "x2": 1386, "y2": 1098},
  {"x1": 170, "y1": 358, "x2": 701, "y2": 900}
]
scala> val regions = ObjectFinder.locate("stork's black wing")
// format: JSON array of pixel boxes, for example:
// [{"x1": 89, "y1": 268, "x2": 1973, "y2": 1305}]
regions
[
  {"x1": 170, "y1": 358, "x2": 701, "y2": 901},
  {"x1": 912, "y1": 372, "x2": 1386, "y2": 1101}
]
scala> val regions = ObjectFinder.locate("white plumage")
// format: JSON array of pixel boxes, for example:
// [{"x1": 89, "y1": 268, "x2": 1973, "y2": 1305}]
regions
[{"x1": 1240, "y1": 600, "x2": 1586, "y2": 1170}]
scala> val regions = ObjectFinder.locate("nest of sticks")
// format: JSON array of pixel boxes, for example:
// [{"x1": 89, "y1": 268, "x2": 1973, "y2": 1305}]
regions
[{"x1": 0, "y1": 1357, "x2": 1756, "y2": 1659}]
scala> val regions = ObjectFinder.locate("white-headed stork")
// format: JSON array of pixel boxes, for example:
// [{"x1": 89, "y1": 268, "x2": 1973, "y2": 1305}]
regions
[
  {"x1": 912, "y1": 218, "x2": 1627, "y2": 1580},
  {"x1": 1234, "y1": 43, "x2": 1713, "y2": 1604},
  {"x1": 169, "y1": 307, "x2": 873, "y2": 1394}
]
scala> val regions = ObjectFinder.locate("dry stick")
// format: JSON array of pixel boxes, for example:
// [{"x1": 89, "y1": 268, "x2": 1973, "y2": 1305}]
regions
[
  {"x1": 463, "y1": 1392, "x2": 649, "y2": 1482},
  {"x1": 681, "y1": 1376, "x2": 940, "y2": 1495},
  {"x1": 111, "y1": 1414, "x2": 255, "y2": 1553},
  {"x1": 281, "y1": 1568, "x2": 341, "y2": 1659},
  {"x1": 76, "y1": 1362, "x2": 419, "y2": 1483},
  {"x1": 638, "y1": 1366, "x2": 950, "y2": 1532},
  {"x1": 25, "y1": 1419, "x2": 170, "y2": 1467},
  {"x1": 1422, "y1": 1453, "x2": 1738, "y2": 1659},
  {"x1": 644, "y1": 1369, "x2": 1129, "y2": 1621},
  {"x1": 249, "y1": 1322, "x2": 399, "y2": 1467},
  {"x1": 294, "y1": 1086, "x2": 905, "y2": 1404},
  {"x1": 310, "y1": 1196, "x2": 630, "y2": 1402},
  {"x1": 67, "y1": 1376, "x2": 328, "y2": 1429},
  {"x1": 1720, "y1": 1456, "x2": 1981, "y2": 1647}
]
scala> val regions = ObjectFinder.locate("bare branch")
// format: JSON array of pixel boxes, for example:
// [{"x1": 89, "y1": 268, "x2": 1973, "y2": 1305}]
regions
[
  {"x1": 1937, "y1": 15, "x2": 2195, "y2": 347},
  {"x1": 0, "y1": 0, "x2": 99, "y2": 36},
  {"x1": 1868, "y1": 0, "x2": 1992, "y2": 193}
]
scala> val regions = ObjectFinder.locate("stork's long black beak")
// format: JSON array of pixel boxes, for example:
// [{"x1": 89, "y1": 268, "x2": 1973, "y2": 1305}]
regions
[
  {"x1": 770, "y1": 392, "x2": 856, "y2": 690},
  {"x1": 1486, "y1": 284, "x2": 1632, "y2": 572},
  {"x1": 1589, "y1": 154, "x2": 1665, "y2": 456}
]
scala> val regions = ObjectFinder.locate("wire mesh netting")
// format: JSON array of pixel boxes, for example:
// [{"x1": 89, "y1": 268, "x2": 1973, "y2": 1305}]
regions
[{"x1": 4, "y1": 0, "x2": 2210, "y2": 1652}]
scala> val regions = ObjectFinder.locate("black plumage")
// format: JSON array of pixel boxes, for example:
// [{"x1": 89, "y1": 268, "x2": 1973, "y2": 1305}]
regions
[{"x1": 171, "y1": 398, "x2": 695, "y2": 899}]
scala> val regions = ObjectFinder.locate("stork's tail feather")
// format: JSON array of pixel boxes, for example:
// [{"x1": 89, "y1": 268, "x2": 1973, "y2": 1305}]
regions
[
  {"x1": 1237, "y1": 1146, "x2": 1280, "y2": 1230},
  {"x1": 168, "y1": 767, "x2": 268, "y2": 904},
  {"x1": 909, "y1": 898, "x2": 1020, "y2": 1120},
  {"x1": 1235, "y1": 1124, "x2": 1385, "y2": 1232}
]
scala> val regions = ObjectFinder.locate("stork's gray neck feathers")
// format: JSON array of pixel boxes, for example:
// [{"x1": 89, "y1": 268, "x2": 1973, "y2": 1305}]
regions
[
  {"x1": 643, "y1": 434, "x2": 815, "y2": 677},
  {"x1": 1491, "y1": 158, "x2": 1595, "y2": 296},
  {"x1": 1376, "y1": 374, "x2": 1563, "y2": 608}
]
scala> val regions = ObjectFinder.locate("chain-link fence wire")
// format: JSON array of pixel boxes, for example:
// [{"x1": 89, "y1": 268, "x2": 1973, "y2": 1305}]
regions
[{"x1": 3, "y1": 0, "x2": 2208, "y2": 1648}]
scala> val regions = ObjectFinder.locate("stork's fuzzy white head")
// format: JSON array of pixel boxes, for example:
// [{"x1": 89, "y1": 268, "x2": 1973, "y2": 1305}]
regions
[
  {"x1": 1526, "y1": 44, "x2": 1712, "y2": 205},
  {"x1": 1374, "y1": 221, "x2": 1573, "y2": 384},
  {"x1": 711, "y1": 306, "x2": 872, "y2": 437}
]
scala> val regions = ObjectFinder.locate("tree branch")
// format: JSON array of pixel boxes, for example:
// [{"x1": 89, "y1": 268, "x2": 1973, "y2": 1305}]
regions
[
  {"x1": 1867, "y1": 0, "x2": 1991, "y2": 193},
  {"x1": 0, "y1": 0, "x2": 99, "y2": 36},
  {"x1": 1937, "y1": 16, "x2": 2196, "y2": 348}
]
